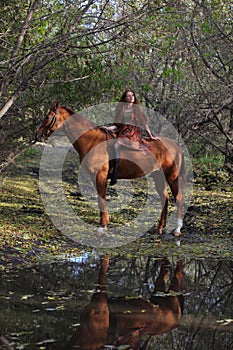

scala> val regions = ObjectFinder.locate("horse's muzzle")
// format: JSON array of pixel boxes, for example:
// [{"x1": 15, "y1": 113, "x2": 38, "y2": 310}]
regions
[{"x1": 35, "y1": 131, "x2": 44, "y2": 143}]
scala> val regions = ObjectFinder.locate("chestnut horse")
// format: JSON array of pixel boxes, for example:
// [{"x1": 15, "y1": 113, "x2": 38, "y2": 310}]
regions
[
  {"x1": 36, "y1": 101, "x2": 186, "y2": 235},
  {"x1": 48, "y1": 255, "x2": 184, "y2": 349}
]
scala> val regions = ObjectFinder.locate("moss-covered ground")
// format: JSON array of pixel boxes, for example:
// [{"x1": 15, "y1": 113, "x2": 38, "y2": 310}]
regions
[{"x1": 0, "y1": 146, "x2": 232, "y2": 269}]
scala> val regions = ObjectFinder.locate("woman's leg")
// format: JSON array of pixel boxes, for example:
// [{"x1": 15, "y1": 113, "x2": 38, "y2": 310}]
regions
[{"x1": 110, "y1": 141, "x2": 120, "y2": 185}]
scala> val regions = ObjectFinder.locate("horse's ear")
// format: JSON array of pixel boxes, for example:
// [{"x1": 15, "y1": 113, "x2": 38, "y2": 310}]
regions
[{"x1": 54, "y1": 100, "x2": 60, "y2": 109}]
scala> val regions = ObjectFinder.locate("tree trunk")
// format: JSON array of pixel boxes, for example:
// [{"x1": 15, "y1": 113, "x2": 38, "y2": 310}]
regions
[{"x1": 224, "y1": 108, "x2": 233, "y2": 173}]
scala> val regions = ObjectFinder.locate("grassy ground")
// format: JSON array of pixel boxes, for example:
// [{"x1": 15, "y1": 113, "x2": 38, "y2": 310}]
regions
[{"x1": 0, "y1": 146, "x2": 232, "y2": 269}]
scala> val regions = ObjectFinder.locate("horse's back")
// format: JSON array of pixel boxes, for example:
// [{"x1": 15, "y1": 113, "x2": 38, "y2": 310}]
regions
[
  {"x1": 115, "y1": 137, "x2": 183, "y2": 179},
  {"x1": 148, "y1": 137, "x2": 183, "y2": 175}
]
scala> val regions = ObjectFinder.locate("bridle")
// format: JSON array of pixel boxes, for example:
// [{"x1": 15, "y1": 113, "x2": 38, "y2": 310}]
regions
[
  {"x1": 39, "y1": 107, "x2": 116, "y2": 142},
  {"x1": 43, "y1": 108, "x2": 59, "y2": 138}
]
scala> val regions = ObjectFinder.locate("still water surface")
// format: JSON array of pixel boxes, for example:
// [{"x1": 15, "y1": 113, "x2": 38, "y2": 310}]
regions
[{"x1": 0, "y1": 252, "x2": 233, "y2": 350}]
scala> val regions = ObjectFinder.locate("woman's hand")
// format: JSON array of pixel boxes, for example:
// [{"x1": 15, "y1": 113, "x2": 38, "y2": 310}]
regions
[
  {"x1": 102, "y1": 125, "x2": 118, "y2": 131},
  {"x1": 145, "y1": 124, "x2": 161, "y2": 141},
  {"x1": 150, "y1": 135, "x2": 161, "y2": 141}
]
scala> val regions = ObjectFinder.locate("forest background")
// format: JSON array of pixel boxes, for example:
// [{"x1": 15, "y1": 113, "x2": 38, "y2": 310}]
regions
[{"x1": 0, "y1": 0, "x2": 232, "y2": 173}]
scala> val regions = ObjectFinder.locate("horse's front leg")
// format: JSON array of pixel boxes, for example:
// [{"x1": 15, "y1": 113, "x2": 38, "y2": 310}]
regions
[
  {"x1": 152, "y1": 258, "x2": 170, "y2": 292},
  {"x1": 95, "y1": 170, "x2": 109, "y2": 233},
  {"x1": 152, "y1": 170, "x2": 169, "y2": 234}
]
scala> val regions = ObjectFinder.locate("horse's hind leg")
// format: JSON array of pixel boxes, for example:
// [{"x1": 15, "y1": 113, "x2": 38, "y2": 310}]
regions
[
  {"x1": 168, "y1": 259, "x2": 184, "y2": 315},
  {"x1": 151, "y1": 259, "x2": 184, "y2": 317},
  {"x1": 169, "y1": 259, "x2": 184, "y2": 293},
  {"x1": 98, "y1": 255, "x2": 110, "y2": 289},
  {"x1": 167, "y1": 175, "x2": 184, "y2": 236},
  {"x1": 152, "y1": 170, "x2": 169, "y2": 234}
]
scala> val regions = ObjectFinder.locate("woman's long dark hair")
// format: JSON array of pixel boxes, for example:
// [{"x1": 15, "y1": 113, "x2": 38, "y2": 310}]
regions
[
  {"x1": 114, "y1": 90, "x2": 147, "y2": 125},
  {"x1": 119, "y1": 90, "x2": 140, "y2": 104}
]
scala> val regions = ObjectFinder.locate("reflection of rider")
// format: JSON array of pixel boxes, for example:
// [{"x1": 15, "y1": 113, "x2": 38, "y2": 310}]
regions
[{"x1": 106, "y1": 90, "x2": 160, "y2": 185}]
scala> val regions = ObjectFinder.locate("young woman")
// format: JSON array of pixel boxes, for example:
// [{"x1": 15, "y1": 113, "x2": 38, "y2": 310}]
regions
[{"x1": 106, "y1": 90, "x2": 160, "y2": 185}]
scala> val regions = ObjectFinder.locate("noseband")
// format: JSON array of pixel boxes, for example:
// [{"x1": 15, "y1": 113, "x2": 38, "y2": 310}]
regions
[{"x1": 44, "y1": 109, "x2": 58, "y2": 137}]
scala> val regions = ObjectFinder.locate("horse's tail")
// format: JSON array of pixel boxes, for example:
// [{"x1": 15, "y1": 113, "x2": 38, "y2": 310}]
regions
[{"x1": 179, "y1": 153, "x2": 186, "y2": 193}]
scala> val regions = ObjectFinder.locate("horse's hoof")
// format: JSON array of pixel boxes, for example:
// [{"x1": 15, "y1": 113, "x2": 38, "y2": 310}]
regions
[
  {"x1": 97, "y1": 226, "x2": 107, "y2": 236},
  {"x1": 155, "y1": 228, "x2": 163, "y2": 235},
  {"x1": 173, "y1": 231, "x2": 182, "y2": 237}
]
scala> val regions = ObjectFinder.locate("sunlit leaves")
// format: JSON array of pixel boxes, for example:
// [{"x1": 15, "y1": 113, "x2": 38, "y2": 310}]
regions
[{"x1": 21, "y1": 294, "x2": 34, "y2": 300}]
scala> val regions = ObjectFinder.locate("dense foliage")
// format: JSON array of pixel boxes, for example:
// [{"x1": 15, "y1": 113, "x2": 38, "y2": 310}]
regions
[{"x1": 0, "y1": 0, "x2": 232, "y2": 171}]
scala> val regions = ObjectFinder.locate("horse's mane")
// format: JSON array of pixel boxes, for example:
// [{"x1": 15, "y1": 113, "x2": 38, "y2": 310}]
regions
[
  {"x1": 62, "y1": 105, "x2": 97, "y2": 129},
  {"x1": 74, "y1": 114, "x2": 97, "y2": 129},
  {"x1": 62, "y1": 106, "x2": 77, "y2": 115}
]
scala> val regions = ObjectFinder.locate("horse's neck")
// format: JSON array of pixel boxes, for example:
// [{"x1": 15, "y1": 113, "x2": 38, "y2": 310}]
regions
[
  {"x1": 64, "y1": 117, "x2": 105, "y2": 159},
  {"x1": 63, "y1": 114, "x2": 92, "y2": 138},
  {"x1": 77, "y1": 129, "x2": 106, "y2": 157}
]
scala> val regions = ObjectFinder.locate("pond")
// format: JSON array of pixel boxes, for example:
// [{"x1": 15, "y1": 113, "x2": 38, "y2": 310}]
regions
[{"x1": 0, "y1": 251, "x2": 233, "y2": 350}]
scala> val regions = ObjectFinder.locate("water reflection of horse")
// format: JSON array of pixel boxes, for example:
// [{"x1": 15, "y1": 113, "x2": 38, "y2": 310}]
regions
[
  {"x1": 36, "y1": 101, "x2": 186, "y2": 235},
  {"x1": 48, "y1": 256, "x2": 184, "y2": 350}
]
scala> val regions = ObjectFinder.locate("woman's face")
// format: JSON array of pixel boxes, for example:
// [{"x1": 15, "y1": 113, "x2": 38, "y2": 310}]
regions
[{"x1": 125, "y1": 91, "x2": 135, "y2": 104}]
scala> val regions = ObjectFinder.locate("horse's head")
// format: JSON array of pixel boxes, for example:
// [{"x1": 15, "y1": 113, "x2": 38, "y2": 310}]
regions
[{"x1": 35, "y1": 101, "x2": 74, "y2": 142}]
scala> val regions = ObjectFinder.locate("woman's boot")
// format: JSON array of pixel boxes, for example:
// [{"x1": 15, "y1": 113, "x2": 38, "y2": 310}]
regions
[{"x1": 110, "y1": 158, "x2": 120, "y2": 186}]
